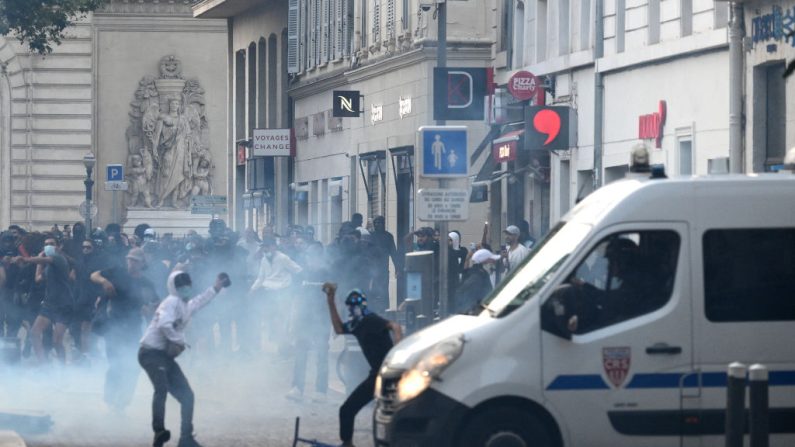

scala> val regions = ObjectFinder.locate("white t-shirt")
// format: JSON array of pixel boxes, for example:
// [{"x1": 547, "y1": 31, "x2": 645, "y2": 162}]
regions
[{"x1": 506, "y1": 243, "x2": 531, "y2": 273}]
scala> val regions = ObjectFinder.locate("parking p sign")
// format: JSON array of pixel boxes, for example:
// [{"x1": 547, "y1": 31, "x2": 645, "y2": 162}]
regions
[{"x1": 107, "y1": 164, "x2": 124, "y2": 182}]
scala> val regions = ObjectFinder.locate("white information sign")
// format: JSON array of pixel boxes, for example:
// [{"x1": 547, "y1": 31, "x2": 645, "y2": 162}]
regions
[
  {"x1": 252, "y1": 128, "x2": 292, "y2": 157},
  {"x1": 417, "y1": 188, "x2": 469, "y2": 221},
  {"x1": 104, "y1": 181, "x2": 129, "y2": 191}
]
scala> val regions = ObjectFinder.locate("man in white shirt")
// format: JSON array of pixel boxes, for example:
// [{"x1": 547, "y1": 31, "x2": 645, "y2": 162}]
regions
[
  {"x1": 501, "y1": 225, "x2": 531, "y2": 275},
  {"x1": 139, "y1": 270, "x2": 230, "y2": 447},
  {"x1": 247, "y1": 237, "x2": 302, "y2": 355}
]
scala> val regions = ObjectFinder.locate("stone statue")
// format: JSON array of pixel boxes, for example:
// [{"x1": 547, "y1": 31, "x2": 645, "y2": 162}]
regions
[
  {"x1": 126, "y1": 153, "x2": 153, "y2": 208},
  {"x1": 125, "y1": 55, "x2": 213, "y2": 210}
]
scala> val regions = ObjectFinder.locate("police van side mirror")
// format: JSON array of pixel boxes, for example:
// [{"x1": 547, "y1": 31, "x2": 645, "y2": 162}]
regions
[{"x1": 541, "y1": 285, "x2": 575, "y2": 340}]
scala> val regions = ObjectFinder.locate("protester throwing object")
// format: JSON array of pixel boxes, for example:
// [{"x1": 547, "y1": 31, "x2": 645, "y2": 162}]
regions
[{"x1": 138, "y1": 271, "x2": 231, "y2": 447}]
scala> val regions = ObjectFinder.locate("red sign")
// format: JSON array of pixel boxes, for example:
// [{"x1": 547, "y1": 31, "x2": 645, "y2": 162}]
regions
[
  {"x1": 603, "y1": 347, "x2": 631, "y2": 388},
  {"x1": 237, "y1": 143, "x2": 247, "y2": 166},
  {"x1": 638, "y1": 100, "x2": 667, "y2": 148},
  {"x1": 493, "y1": 140, "x2": 516, "y2": 163},
  {"x1": 508, "y1": 71, "x2": 540, "y2": 101}
]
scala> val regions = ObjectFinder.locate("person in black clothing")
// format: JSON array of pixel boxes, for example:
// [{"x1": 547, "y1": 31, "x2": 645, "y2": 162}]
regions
[
  {"x1": 369, "y1": 216, "x2": 400, "y2": 314},
  {"x1": 447, "y1": 230, "x2": 468, "y2": 299},
  {"x1": 91, "y1": 247, "x2": 159, "y2": 411},
  {"x1": 1, "y1": 232, "x2": 22, "y2": 339},
  {"x1": 62, "y1": 222, "x2": 86, "y2": 261},
  {"x1": 71, "y1": 238, "x2": 107, "y2": 361},
  {"x1": 323, "y1": 283, "x2": 402, "y2": 447},
  {"x1": 455, "y1": 249, "x2": 499, "y2": 314},
  {"x1": 20, "y1": 236, "x2": 73, "y2": 363}
]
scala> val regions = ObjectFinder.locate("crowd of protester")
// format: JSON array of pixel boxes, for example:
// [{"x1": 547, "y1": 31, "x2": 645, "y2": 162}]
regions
[{"x1": 0, "y1": 214, "x2": 537, "y2": 404}]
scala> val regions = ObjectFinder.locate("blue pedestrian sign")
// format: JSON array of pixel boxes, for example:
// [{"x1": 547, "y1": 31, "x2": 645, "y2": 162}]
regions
[
  {"x1": 419, "y1": 126, "x2": 468, "y2": 178},
  {"x1": 106, "y1": 164, "x2": 124, "y2": 182}
]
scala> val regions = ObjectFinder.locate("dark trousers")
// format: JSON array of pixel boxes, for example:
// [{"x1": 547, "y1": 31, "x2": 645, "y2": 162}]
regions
[
  {"x1": 339, "y1": 371, "x2": 377, "y2": 443},
  {"x1": 138, "y1": 348, "x2": 194, "y2": 436}
]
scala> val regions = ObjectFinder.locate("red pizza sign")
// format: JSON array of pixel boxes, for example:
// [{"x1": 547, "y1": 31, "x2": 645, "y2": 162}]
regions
[
  {"x1": 507, "y1": 71, "x2": 540, "y2": 101},
  {"x1": 603, "y1": 347, "x2": 631, "y2": 388}
]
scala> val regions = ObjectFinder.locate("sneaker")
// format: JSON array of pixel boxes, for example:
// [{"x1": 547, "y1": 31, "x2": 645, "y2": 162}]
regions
[
  {"x1": 153, "y1": 429, "x2": 171, "y2": 447},
  {"x1": 177, "y1": 434, "x2": 203, "y2": 447},
  {"x1": 286, "y1": 386, "x2": 303, "y2": 402}
]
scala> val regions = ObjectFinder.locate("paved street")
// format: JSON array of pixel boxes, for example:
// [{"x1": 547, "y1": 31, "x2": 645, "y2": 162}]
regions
[{"x1": 3, "y1": 345, "x2": 374, "y2": 447}]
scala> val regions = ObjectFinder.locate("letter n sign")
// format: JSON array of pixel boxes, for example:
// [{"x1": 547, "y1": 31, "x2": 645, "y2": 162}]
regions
[
  {"x1": 333, "y1": 90, "x2": 361, "y2": 117},
  {"x1": 433, "y1": 68, "x2": 486, "y2": 121}
]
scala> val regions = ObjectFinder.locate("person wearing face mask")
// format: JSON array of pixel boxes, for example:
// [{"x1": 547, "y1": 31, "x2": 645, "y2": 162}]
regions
[
  {"x1": 447, "y1": 230, "x2": 468, "y2": 299},
  {"x1": 91, "y1": 248, "x2": 160, "y2": 412},
  {"x1": 456, "y1": 249, "x2": 500, "y2": 314},
  {"x1": 322, "y1": 283, "x2": 402, "y2": 447},
  {"x1": 139, "y1": 271, "x2": 230, "y2": 447},
  {"x1": 246, "y1": 236, "x2": 302, "y2": 355},
  {"x1": 16, "y1": 236, "x2": 73, "y2": 363}
]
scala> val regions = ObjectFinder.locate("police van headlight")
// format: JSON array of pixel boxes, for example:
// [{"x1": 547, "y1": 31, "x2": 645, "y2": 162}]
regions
[{"x1": 396, "y1": 335, "x2": 464, "y2": 404}]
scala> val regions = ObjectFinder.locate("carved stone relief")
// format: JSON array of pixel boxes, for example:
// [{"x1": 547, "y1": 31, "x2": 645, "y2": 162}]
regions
[{"x1": 125, "y1": 55, "x2": 213, "y2": 210}]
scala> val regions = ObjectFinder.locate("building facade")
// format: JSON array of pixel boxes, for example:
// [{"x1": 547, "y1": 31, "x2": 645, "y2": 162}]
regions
[
  {"x1": 0, "y1": 0, "x2": 228, "y2": 233},
  {"x1": 193, "y1": 0, "x2": 292, "y2": 234},
  {"x1": 493, "y1": 0, "x2": 732, "y2": 232}
]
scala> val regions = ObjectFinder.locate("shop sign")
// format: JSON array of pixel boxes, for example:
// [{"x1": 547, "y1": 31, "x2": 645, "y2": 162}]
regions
[
  {"x1": 237, "y1": 143, "x2": 247, "y2": 166},
  {"x1": 371, "y1": 103, "x2": 383, "y2": 124},
  {"x1": 507, "y1": 71, "x2": 540, "y2": 101},
  {"x1": 399, "y1": 96, "x2": 412, "y2": 118},
  {"x1": 751, "y1": 6, "x2": 795, "y2": 48},
  {"x1": 252, "y1": 128, "x2": 293, "y2": 157},
  {"x1": 333, "y1": 90, "x2": 361, "y2": 117},
  {"x1": 525, "y1": 106, "x2": 576, "y2": 151},
  {"x1": 638, "y1": 100, "x2": 666, "y2": 148},
  {"x1": 433, "y1": 67, "x2": 487, "y2": 121},
  {"x1": 492, "y1": 131, "x2": 521, "y2": 163}
]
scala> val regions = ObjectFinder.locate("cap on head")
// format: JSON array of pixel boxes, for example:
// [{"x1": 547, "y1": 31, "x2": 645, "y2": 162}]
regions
[
  {"x1": 472, "y1": 249, "x2": 501, "y2": 265},
  {"x1": 504, "y1": 225, "x2": 520, "y2": 236}
]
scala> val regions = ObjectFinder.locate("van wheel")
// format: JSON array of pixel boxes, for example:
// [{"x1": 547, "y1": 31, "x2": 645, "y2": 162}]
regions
[{"x1": 458, "y1": 407, "x2": 552, "y2": 447}]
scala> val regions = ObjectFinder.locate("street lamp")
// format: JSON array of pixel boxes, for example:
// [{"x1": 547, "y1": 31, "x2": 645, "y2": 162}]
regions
[{"x1": 83, "y1": 152, "x2": 96, "y2": 232}]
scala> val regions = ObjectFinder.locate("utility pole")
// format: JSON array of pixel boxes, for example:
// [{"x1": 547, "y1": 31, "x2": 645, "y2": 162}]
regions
[
  {"x1": 729, "y1": 1, "x2": 745, "y2": 173},
  {"x1": 436, "y1": 0, "x2": 449, "y2": 318},
  {"x1": 593, "y1": 0, "x2": 604, "y2": 190}
]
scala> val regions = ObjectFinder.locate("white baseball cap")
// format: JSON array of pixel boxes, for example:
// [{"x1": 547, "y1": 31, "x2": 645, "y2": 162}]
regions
[{"x1": 472, "y1": 249, "x2": 500, "y2": 265}]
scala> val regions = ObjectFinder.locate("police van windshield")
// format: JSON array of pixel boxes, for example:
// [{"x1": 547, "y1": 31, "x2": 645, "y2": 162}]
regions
[{"x1": 482, "y1": 221, "x2": 592, "y2": 317}]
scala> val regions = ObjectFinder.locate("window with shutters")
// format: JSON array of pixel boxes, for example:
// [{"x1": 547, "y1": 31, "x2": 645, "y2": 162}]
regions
[
  {"x1": 322, "y1": 0, "x2": 330, "y2": 62},
  {"x1": 333, "y1": 0, "x2": 342, "y2": 59},
  {"x1": 361, "y1": 0, "x2": 368, "y2": 50},
  {"x1": 386, "y1": 0, "x2": 396, "y2": 41},
  {"x1": 372, "y1": 0, "x2": 381, "y2": 47},
  {"x1": 343, "y1": 0, "x2": 354, "y2": 56},
  {"x1": 287, "y1": 0, "x2": 299, "y2": 73},
  {"x1": 402, "y1": 0, "x2": 409, "y2": 31}
]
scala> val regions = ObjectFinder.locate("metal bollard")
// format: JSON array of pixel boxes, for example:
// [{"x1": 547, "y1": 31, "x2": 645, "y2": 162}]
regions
[
  {"x1": 749, "y1": 364, "x2": 769, "y2": 447},
  {"x1": 725, "y1": 362, "x2": 747, "y2": 447}
]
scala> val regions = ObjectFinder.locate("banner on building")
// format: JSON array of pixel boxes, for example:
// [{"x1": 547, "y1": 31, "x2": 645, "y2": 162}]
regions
[{"x1": 433, "y1": 67, "x2": 487, "y2": 121}]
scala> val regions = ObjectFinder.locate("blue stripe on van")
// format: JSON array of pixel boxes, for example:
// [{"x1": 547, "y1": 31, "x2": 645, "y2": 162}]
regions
[
  {"x1": 546, "y1": 375, "x2": 610, "y2": 390},
  {"x1": 549, "y1": 370, "x2": 795, "y2": 390}
]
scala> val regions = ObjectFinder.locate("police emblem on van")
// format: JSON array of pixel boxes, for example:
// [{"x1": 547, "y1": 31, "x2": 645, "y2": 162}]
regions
[{"x1": 603, "y1": 347, "x2": 631, "y2": 388}]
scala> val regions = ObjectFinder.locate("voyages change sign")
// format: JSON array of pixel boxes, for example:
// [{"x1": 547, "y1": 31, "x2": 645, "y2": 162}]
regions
[{"x1": 252, "y1": 128, "x2": 293, "y2": 157}]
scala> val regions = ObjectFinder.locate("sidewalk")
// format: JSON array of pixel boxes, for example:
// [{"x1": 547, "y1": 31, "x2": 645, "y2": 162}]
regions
[{"x1": 0, "y1": 431, "x2": 25, "y2": 447}]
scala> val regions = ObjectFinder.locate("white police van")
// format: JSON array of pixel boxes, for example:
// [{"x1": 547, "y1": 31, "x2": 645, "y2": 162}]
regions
[{"x1": 375, "y1": 173, "x2": 795, "y2": 447}]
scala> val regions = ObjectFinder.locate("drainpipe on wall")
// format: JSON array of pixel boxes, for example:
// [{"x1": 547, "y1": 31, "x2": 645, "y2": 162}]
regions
[
  {"x1": 729, "y1": 1, "x2": 745, "y2": 173},
  {"x1": 593, "y1": 0, "x2": 605, "y2": 189}
]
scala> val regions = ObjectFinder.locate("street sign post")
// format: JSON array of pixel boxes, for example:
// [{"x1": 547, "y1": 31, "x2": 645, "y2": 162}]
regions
[
  {"x1": 419, "y1": 126, "x2": 468, "y2": 178},
  {"x1": 417, "y1": 188, "x2": 469, "y2": 221},
  {"x1": 106, "y1": 164, "x2": 124, "y2": 182}
]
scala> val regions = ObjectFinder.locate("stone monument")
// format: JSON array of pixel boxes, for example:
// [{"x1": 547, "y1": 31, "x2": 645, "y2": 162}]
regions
[{"x1": 123, "y1": 55, "x2": 216, "y2": 234}]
